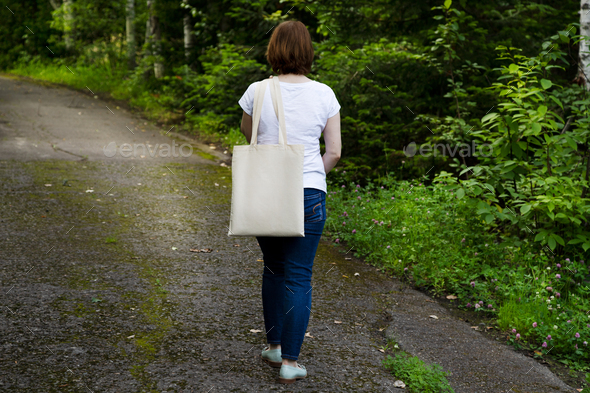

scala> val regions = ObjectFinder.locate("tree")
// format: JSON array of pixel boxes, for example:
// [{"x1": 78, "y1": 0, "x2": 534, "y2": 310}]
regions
[
  {"x1": 182, "y1": 0, "x2": 194, "y2": 66},
  {"x1": 126, "y1": 0, "x2": 136, "y2": 69},
  {"x1": 579, "y1": 0, "x2": 590, "y2": 90},
  {"x1": 48, "y1": 0, "x2": 75, "y2": 51},
  {"x1": 145, "y1": 0, "x2": 163, "y2": 78}
]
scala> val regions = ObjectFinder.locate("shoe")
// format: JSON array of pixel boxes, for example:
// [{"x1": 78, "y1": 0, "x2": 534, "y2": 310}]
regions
[
  {"x1": 260, "y1": 347, "x2": 282, "y2": 368},
  {"x1": 278, "y1": 364, "x2": 307, "y2": 384}
]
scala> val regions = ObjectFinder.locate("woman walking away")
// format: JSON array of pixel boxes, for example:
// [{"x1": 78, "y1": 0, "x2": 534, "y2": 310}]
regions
[{"x1": 238, "y1": 20, "x2": 341, "y2": 384}]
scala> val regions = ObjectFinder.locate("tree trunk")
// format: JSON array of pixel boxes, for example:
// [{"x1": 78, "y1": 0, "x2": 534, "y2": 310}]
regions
[
  {"x1": 49, "y1": 0, "x2": 60, "y2": 10},
  {"x1": 126, "y1": 0, "x2": 136, "y2": 69},
  {"x1": 183, "y1": 0, "x2": 193, "y2": 64},
  {"x1": 146, "y1": 0, "x2": 164, "y2": 79},
  {"x1": 578, "y1": 0, "x2": 590, "y2": 90},
  {"x1": 63, "y1": 0, "x2": 74, "y2": 51}
]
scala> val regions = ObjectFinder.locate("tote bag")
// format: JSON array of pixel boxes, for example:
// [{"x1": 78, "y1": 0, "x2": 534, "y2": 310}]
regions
[{"x1": 227, "y1": 77, "x2": 305, "y2": 237}]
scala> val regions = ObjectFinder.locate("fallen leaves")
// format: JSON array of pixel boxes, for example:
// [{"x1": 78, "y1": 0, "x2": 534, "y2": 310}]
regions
[
  {"x1": 378, "y1": 348, "x2": 385, "y2": 353},
  {"x1": 127, "y1": 335, "x2": 135, "y2": 339},
  {"x1": 429, "y1": 315, "x2": 438, "y2": 319},
  {"x1": 190, "y1": 248, "x2": 212, "y2": 253}
]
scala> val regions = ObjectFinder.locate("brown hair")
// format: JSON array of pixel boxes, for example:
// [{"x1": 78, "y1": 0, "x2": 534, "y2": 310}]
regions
[{"x1": 266, "y1": 21, "x2": 314, "y2": 75}]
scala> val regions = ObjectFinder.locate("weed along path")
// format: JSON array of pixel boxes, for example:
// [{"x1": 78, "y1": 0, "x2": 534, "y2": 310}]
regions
[{"x1": 0, "y1": 74, "x2": 577, "y2": 393}]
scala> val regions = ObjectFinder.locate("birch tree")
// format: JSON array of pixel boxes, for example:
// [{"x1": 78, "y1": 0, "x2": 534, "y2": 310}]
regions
[
  {"x1": 48, "y1": 0, "x2": 74, "y2": 51},
  {"x1": 579, "y1": 0, "x2": 590, "y2": 90},
  {"x1": 146, "y1": 0, "x2": 164, "y2": 78},
  {"x1": 126, "y1": 0, "x2": 136, "y2": 69},
  {"x1": 182, "y1": 0, "x2": 194, "y2": 64}
]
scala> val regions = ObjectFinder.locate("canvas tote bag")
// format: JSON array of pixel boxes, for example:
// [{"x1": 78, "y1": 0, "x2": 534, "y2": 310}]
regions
[{"x1": 227, "y1": 77, "x2": 305, "y2": 237}]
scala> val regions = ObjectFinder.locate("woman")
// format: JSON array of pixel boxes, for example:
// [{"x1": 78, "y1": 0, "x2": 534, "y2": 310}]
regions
[{"x1": 238, "y1": 20, "x2": 341, "y2": 384}]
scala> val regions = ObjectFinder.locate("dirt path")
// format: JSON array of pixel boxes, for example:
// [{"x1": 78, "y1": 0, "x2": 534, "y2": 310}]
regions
[{"x1": 0, "y1": 75, "x2": 578, "y2": 392}]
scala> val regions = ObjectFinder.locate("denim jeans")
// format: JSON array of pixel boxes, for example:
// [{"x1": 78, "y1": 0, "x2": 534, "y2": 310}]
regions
[{"x1": 256, "y1": 187, "x2": 327, "y2": 361}]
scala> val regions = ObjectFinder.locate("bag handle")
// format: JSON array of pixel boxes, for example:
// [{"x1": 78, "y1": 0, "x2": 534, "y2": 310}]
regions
[
  {"x1": 250, "y1": 77, "x2": 288, "y2": 146},
  {"x1": 250, "y1": 79, "x2": 268, "y2": 146}
]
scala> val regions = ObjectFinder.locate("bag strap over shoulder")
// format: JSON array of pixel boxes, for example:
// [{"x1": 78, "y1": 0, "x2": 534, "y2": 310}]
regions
[
  {"x1": 250, "y1": 79, "x2": 268, "y2": 146},
  {"x1": 250, "y1": 77, "x2": 288, "y2": 146}
]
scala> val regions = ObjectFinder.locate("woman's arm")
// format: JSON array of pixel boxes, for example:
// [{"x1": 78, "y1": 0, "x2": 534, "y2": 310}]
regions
[
  {"x1": 240, "y1": 111, "x2": 253, "y2": 144},
  {"x1": 322, "y1": 112, "x2": 341, "y2": 174}
]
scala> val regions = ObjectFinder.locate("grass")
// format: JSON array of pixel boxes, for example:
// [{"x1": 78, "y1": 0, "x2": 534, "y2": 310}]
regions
[{"x1": 382, "y1": 340, "x2": 454, "y2": 393}]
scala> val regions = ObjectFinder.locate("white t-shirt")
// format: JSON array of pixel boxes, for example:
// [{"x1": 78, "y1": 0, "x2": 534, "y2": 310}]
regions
[{"x1": 238, "y1": 79, "x2": 340, "y2": 194}]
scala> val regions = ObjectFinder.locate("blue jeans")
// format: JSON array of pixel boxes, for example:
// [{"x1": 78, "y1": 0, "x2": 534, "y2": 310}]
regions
[{"x1": 256, "y1": 188, "x2": 327, "y2": 361}]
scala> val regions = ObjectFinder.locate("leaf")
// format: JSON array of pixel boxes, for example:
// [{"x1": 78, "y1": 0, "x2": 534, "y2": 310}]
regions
[
  {"x1": 508, "y1": 64, "x2": 519, "y2": 73},
  {"x1": 444, "y1": 0, "x2": 452, "y2": 9},
  {"x1": 548, "y1": 236, "x2": 556, "y2": 250},
  {"x1": 552, "y1": 233, "x2": 565, "y2": 246},
  {"x1": 481, "y1": 112, "x2": 499, "y2": 123},
  {"x1": 485, "y1": 214, "x2": 494, "y2": 224},
  {"x1": 520, "y1": 204, "x2": 532, "y2": 214},
  {"x1": 540, "y1": 79, "x2": 552, "y2": 90},
  {"x1": 564, "y1": 136, "x2": 577, "y2": 151},
  {"x1": 456, "y1": 188, "x2": 465, "y2": 199},
  {"x1": 429, "y1": 315, "x2": 438, "y2": 319},
  {"x1": 548, "y1": 95, "x2": 563, "y2": 110},
  {"x1": 91, "y1": 297, "x2": 102, "y2": 303},
  {"x1": 538, "y1": 105, "x2": 547, "y2": 116},
  {"x1": 534, "y1": 232, "x2": 547, "y2": 242}
]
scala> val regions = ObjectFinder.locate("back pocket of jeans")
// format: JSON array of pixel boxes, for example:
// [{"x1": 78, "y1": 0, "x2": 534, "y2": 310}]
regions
[{"x1": 304, "y1": 198, "x2": 324, "y2": 223}]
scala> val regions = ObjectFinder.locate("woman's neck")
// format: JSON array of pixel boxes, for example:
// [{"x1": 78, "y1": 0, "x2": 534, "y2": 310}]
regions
[{"x1": 277, "y1": 74, "x2": 311, "y2": 83}]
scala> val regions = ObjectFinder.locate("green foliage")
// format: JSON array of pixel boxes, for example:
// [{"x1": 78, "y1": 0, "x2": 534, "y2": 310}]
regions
[
  {"x1": 314, "y1": 38, "x2": 434, "y2": 177},
  {"x1": 440, "y1": 28, "x2": 590, "y2": 256},
  {"x1": 326, "y1": 175, "x2": 590, "y2": 363},
  {"x1": 180, "y1": 44, "x2": 268, "y2": 134},
  {"x1": 382, "y1": 352, "x2": 454, "y2": 393}
]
